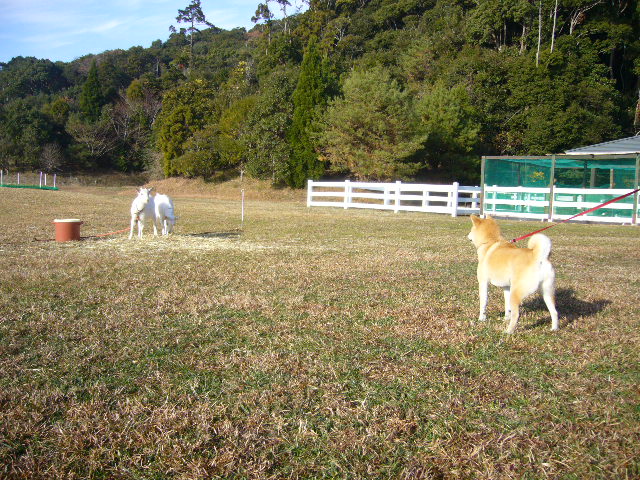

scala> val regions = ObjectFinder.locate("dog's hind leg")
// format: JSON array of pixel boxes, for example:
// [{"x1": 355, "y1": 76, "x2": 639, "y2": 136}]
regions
[
  {"x1": 505, "y1": 289, "x2": 523, "y2": 334},
  {"x1": 503, "y1": 287, "x2": 512, "y2": 322},
  {"x1": 541, "y1": 272, "x2": 558, "y2": 331},
  {"x1": 478, "y1": 280, "x2": 489, "y2": 322}
]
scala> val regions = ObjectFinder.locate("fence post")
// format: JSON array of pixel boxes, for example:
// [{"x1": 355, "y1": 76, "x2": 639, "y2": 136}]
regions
[
  {"x1": 307, "y1": 179, "x2": 313, "y2": 208},
  {"x1": 394, "y1": 180, "x2": 401, "y2": 213},
  {"x1": 422, "y1": 185, "x2": 428, "y2": 211},
  {"x1": 17, "y1": 173, "x2": 20, "y2": 185},
  {"x1": 548, "y1": 184, "x2": 555, "y2": 222},
  {"x1": 39, "y1": 171, "x2": 43, "y2": 188},
  {"x1": 548, "y1": 155, "x2": 556, "y2": 222},
  {"x1": 344, "y1": 180, "x2": 351, "y2": 209},
  {"x1": 451, "y1": 182, "x2": 459, "y2": 217},
  {"x1": 53, "y1": 174, "x2": 57, "y2": 188},
  {"x1": 490, "y1": 185, "x2": 498, "y2": 215},
  {"x1": 634, "y1": 154, "x2": 639, "y2": 225},
  {"x1": 241, "y1": 189, "x2": 245, "y2": 224},
  {"x1": 1, "y1": 169, "x2": 3, "y2": 185}
]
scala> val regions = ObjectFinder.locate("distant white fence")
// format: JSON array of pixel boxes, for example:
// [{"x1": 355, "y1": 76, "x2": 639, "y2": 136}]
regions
[
  {"x1": 307, "y1": 180, "x2": 481, "y2": 217},
  {"x1": 307, "y1": 180, "x2": 639, "y2": 224}
]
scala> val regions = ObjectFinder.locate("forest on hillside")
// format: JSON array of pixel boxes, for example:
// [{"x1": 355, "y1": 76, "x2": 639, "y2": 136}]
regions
[{"x1": 0, "y1": 0, "x2": 638, "y2": 186}]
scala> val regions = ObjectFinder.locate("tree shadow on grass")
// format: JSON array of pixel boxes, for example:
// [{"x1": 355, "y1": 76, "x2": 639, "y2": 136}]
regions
[{"x1": 523, "y1": 288, "x2": 611, "y2": 330}]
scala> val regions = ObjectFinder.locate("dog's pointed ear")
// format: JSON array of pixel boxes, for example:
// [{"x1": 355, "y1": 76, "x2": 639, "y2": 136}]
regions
[{"x1": 470, "y1": 214, "x2": 481, "y2": 225}]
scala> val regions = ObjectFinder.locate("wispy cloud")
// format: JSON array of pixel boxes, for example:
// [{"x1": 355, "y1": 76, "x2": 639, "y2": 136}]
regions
[{"x1": 0, "y1": 0, "x2": 305, "y2": 62}]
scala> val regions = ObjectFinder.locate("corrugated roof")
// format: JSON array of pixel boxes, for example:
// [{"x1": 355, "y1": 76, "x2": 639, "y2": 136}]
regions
[{"x1": 565, "y1": 135, "x2": 640, "y2": 155}]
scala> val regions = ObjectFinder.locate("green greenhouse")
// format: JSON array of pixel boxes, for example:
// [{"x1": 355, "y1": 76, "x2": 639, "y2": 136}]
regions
[{"x1": 480, "y1": 136, "x2": 640, "y2": 224}]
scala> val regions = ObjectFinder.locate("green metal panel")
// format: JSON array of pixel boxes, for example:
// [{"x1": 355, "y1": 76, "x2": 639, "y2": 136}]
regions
[{"x1": 482, "y1": 154, "x2": 639, "y2": 218}]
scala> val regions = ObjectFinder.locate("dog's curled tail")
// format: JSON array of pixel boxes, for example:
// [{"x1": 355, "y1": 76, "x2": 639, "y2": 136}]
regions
[{"x1": 528, "y1": 233, "x2": 552, "y2": 261}]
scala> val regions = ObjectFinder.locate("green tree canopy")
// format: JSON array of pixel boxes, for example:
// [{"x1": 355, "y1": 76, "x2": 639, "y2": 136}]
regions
[
  {"x1": 415, "y1": 81, "x2": 482, "y2": 181},
  {"x1": 320, "y1": 66, "x2": 422, "y2": 181},
  {"x1": 244, "y1": 66, "x2": 298, "y2": 184},
  {"x1": 79, "y1": 61, "x2": 105, "y2": 123},
  {"x1": 155, "y1": 79, "x2": 217, "y2": 176},
  {"x1": 287, "y1": 37, "x2": 335, "y2": 188}
]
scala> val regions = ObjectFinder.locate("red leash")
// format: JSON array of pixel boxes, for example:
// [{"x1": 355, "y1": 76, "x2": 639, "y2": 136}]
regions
[
  {"x1": 511, "y1": 187, "x2": 640, "y2": 243},
  {"x1": 87, "y1": 227, "x2": 129, "y2": 238}
]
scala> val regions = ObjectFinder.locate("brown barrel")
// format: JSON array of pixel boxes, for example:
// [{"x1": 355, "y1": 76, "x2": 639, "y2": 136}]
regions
[{"x1": 53, "y1": 219, "x2": 83, "y2": 242}]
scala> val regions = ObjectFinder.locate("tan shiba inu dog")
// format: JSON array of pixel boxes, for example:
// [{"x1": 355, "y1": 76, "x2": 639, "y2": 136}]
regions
[{"x1": 468, "y1": 215, "x2": 558, "y2": 334}]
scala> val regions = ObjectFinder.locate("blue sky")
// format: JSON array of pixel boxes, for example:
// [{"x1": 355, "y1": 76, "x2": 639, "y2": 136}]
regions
[{"x1": 0, "y1": 0, "x2": 306, "y2": 63}]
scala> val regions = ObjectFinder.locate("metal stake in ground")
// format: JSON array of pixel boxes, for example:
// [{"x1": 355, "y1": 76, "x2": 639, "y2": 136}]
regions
[{"x1": 241, "y1": 189, "x2": 245, "y2": 227}]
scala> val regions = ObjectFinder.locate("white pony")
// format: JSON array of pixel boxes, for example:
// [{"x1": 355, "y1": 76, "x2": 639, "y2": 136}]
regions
[
  {"x1": 129, "y1": 187, "x2": 156, "y2": 239},
  {"x1": 154, "y1": 193, "x2": 176, "y2": 235}
]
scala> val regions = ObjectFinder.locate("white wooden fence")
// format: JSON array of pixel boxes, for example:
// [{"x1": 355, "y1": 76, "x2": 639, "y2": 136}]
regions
[
  {"x1": 483, "y1": 185, "x2": 639, "y2": 224},
  {"x1": 307, "y1": 180, "x2": 639, "y2": 224},
  {"x1": 307, "y1": 180, "x2": 481, "y2": 217}
]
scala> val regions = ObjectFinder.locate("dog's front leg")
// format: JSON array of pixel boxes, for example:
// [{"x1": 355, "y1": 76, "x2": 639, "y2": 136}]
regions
[
  {"x1": 478, "y1": 280, "x2": 488, "y2": 321},
  {"x1": 503, "y1": 287, "x2": 511, "y2": 321}
]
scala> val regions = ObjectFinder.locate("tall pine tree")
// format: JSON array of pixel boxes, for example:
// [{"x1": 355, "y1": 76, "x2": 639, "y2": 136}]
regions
[
  {"x1": 79, "y1": 61, "x2": 104, "y2": 123},
  {"x1": 287, "y1": 37, "x2": 333, "y2": 188}
]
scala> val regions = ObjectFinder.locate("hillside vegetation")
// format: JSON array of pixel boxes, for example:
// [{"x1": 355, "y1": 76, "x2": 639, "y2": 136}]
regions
[{"x1": 1, "y1": 0, "x2": 639, "y2": 187}]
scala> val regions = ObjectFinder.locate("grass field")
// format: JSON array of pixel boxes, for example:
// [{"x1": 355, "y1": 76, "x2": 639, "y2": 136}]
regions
[{"x1": 1, "y1": 181, "x2": 638, "y2": 479}]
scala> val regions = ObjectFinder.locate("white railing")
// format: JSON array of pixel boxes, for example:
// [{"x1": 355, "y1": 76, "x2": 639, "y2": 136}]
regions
[
  {"x1": 0, "y1": 170, "x2": 58, "y2": 188},
  {"x1": 308, "y1": 180, "x2": 639, "y2": 224},
  {"x1": 483, "y1": 186, "x2": 639, "y2": 224},
  {"x1": 307, "y1": 180, "x2": 481, "y2": 217}
]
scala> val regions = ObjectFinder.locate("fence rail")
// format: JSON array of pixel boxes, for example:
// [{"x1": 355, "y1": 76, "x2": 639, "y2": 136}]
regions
[
  {"x1": 308, "y1": 180, "x2": 639, "y2": 225},
  {"x1": 307, "y1": 180, "x2": 481, "y2": 217}
]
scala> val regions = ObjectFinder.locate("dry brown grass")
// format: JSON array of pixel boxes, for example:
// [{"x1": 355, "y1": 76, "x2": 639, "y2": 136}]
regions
[{"x1": 0, "y1": 180, "x2": 638, "y2": 479}]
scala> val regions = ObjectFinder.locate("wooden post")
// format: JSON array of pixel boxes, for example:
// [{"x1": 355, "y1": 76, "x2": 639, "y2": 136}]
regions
[
  {"x1": 344, "y1": 180, "x2": 351, "y2": 209},
  {"x1": 384, "y1": 185, "x2": 390, "y2": 206},
  {"x1": 548, "y1": 155, "x2": 556, "y2": 222},
  {"x1": 307, "y1": 179, "x2": 313, "y2": 208},
  {"x1": 609, "y1": 169, "x2": 615, "y2": 188},
  {"x1": 422, "y1": 186, "x2": 428, "y2": 211},
  {"x1": 480, "y1": 156, "x2": 486, "y2": 217},
  {"x1": 394, "y1": 180, "x2": 401, "y2": 213},
  {"x1": 582, "y1": 160, "x2": 588, "y2": 188},
  {"x1": 633, "y1": 154, "x2": 639, "y2": 225},
  {"x1": 241, "y1": 189, "x2": 245, "y2": 225},
  {"x1": 451, "y1": 182, "x2": 459, "y2": 217}
]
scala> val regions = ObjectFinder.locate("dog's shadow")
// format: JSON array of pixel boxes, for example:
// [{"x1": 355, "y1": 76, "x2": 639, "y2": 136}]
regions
[
  {"x1": 185, "y1": 230, "x2": 242, "y2": 239},
  {"x1": 523, "y1": 288, "x2": 611, "y2": 330}
]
